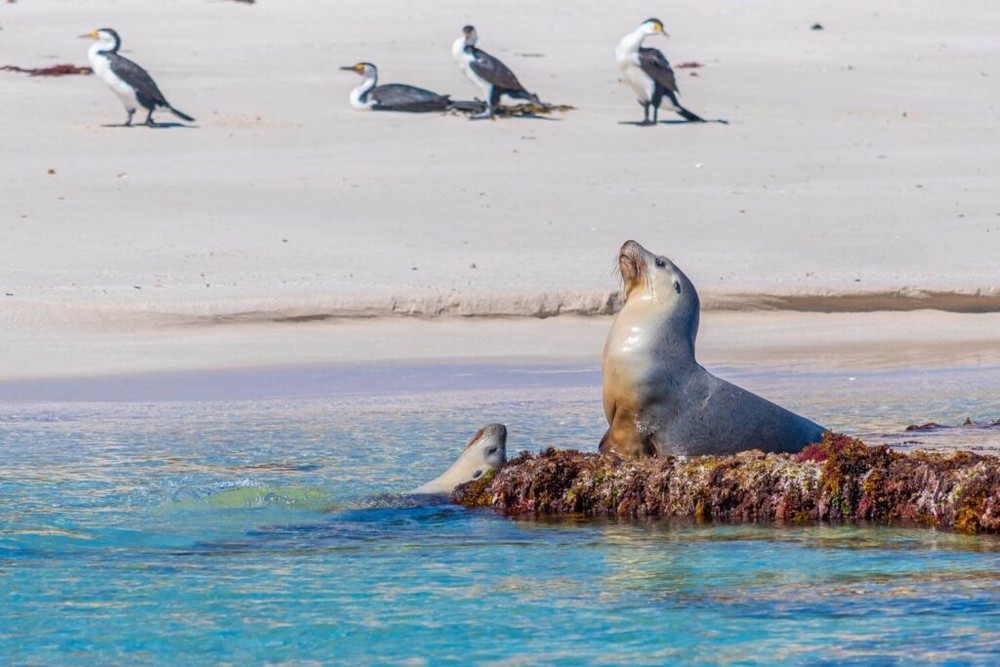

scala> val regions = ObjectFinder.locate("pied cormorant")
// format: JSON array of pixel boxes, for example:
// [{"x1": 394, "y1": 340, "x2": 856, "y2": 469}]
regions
[
  {"x1": 84, "y1": 28, "x2": 194, "y2": 126},
  {"x1": 615, "y1": 18, "x2": 704, "y2": 125},
  {"x1": 451, "y1": 25, "x2": 541, "y2": 119},
  {"x1": 340, "y1": 62, "x2": 453, "y2": 112}
]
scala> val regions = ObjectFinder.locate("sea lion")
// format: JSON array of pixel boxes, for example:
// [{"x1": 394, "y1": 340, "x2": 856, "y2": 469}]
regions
[
  {"x1": 410, "y1": 423, "x2": 507, "y2": 494},
  {"x1": 600, "y1": 240, "x2": 826, "y2": 458}
]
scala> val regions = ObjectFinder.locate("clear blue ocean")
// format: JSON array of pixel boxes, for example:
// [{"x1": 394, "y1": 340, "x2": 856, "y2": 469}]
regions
[{"x1": 2, "y1": 361, "x2": 999, "y2": 665}]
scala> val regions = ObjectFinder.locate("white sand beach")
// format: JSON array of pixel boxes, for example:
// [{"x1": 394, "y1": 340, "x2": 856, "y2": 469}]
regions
[{"x1": 1, "y1": 0, "x2": 998, "y2": 380}]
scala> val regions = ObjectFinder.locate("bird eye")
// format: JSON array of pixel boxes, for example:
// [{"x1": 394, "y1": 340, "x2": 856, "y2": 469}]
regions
[
  {"x1": 673, "y1": 281, "x2": 682, "y2": 294},
  {"x1": 655, "y1": 257, "x2": 666, "y2": 269}
]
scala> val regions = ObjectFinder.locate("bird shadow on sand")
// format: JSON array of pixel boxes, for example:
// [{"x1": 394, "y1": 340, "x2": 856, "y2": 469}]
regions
[
  {"x1": 100, "y1": 122, "x2": 197, "y2": 129},
  {"x1": 471, "y1": 114, "x2": 563, "y2": 122},
  {"x1": 618, "y1": 118, "x2": 729, "y2": 126}
]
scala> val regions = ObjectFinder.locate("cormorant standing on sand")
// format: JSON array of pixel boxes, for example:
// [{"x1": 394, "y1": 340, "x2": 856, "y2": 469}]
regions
[
  {"x1": 84, "y1": 28, "x2": 194, "y2": 127},
  {"x1": 615, "y1": 18, "x2": 705, "y2": 125},
  {"x1": 452, "y1": 25, "x2": 542, "y2": 119}
]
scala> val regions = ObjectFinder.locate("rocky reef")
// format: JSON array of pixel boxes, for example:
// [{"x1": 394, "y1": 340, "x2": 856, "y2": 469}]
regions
[{"x1": 452, "y1": 433, "x2": 1000, "y2": 534}]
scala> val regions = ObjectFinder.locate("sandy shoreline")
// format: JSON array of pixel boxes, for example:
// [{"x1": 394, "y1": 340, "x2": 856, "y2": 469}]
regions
[
  {"x1": 2, "y1": 310, "x2": 998, "y2": 383},
  {"x1": 1, "y1": 1, "x2": 998, "y2": 382}
]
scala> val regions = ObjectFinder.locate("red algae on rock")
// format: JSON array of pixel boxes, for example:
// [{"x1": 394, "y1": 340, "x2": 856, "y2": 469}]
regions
[{"x1": 451, "y1": 432, "x2": 1000, "y2": 535}]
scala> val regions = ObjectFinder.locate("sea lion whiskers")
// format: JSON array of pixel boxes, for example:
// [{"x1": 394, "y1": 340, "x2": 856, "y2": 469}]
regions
[{"x1": 612, "y1": 258, "x2": 627, "y2": 300}]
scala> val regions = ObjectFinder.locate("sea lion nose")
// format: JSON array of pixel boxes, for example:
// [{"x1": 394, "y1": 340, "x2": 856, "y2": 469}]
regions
[{"x1": 619, "y1": 239, "x2": 646, "y2": 256}]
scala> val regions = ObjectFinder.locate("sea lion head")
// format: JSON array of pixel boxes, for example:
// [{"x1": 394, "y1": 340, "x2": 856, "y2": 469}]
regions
[
  {"x1": 616, "y1": 240, "x2": 700, "y2": 347},
  {"x1": 459, "y1": 423, "x2": 507, "y2": 474},
  {"x1": 410, "y1": 424, "x2": 507, "y2": 495}
]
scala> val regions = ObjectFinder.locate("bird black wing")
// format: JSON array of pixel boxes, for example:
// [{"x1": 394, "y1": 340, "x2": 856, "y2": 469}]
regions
[
  {"x1": 370, "y1": 84, "x2": 451, "y2": 112},
  {"x1": 467, "y1": 47, "x2": 526, "y2": 92},
  {"x1": 638, "y1": 47, "x2": 679, "y2": 94},
  {"x1": 108, "y1": 53, "x2": 169, "y2": 105}
]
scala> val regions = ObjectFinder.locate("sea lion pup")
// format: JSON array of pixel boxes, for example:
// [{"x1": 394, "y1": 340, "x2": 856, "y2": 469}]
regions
[
  {"x1": 601, "y1": 241, "x2": 826, "y2": 458},
  {"x1": 410, "y1": 424, "x2": 507, "y2": 494}
]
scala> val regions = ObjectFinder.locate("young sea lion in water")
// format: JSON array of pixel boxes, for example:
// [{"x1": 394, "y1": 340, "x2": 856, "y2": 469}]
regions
[{"x1": 411, "y1": 424, "x2": 507, "y2": 494}]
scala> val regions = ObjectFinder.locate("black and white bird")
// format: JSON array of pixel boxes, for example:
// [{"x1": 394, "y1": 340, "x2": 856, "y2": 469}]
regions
[
  {"x1": 84, "y1": 28, "x2": 194, "y2": 127},
  {"x1": 451, "y1": 25, "x2": 542, "y2": 119},
  {"x1": 339, "y1": 62, "x2": 453, "y2": 112},
  {"x1": 615, "y1": 18, "x2": 704, "y2": 125}
]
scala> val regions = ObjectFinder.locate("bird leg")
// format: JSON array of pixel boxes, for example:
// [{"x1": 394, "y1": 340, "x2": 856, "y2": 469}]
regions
[
  {"x1": 652, "y1": 104, "x2": 659, "y2": 124},
  {"x1": 144, "y1": 109, "x2": 159, "y2": 127},
  {"x1": 471, "y1": 87, "x2": 500, "y2": 120},
  {"x1": 122, "y1": 109, "x2": 135, "y2": 127},
  {"x1": 640, "y1": 102, "x2": 652, "y2": 126}
]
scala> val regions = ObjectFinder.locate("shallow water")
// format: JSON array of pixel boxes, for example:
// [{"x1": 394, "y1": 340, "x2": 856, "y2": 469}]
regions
[{"x1": 2, "y1": 361, "x2": 999, "y2": 664}]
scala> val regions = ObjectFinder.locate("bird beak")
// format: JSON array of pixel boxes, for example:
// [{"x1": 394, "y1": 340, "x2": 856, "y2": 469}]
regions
[
  {"x1": 339, "y1": 65, "x2": 357, "y2": 71},
  {"x1": 79, "y1": 30, "x2": 99, "y2": 40}
]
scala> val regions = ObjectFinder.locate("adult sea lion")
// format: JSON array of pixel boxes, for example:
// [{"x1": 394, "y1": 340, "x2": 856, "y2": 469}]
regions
[
  {"x1": 410, "y1": 423, "x2": 507, "y2": 494},
  {"x1": 600, "y1": 240, "x2": 826, "y2": 458}
]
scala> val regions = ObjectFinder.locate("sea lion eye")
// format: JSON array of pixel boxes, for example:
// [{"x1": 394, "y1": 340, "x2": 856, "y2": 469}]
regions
[
  {"x1": 655, "y1": 257, "x2": 666, "y2": 269},
  {"x1": 473, "y1": 470, "x2": 483, "y2": 478},
  {"x1": 487, "y1": 447, "x2": 497, "y2": 455},
  {"x1": 673, "y1": 281, "x2": 681, "y2": 294}
]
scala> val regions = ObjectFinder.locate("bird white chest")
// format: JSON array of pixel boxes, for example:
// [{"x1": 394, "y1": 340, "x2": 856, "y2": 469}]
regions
[
  {"x1": 348, "y1": 75, "x2": 377, "y2": 110},
  {"x1": 348, "y1": 87, "x2": 373, "y2": 110},
  {"x1": 88, "y1": 48, "x2": 138, "y2": 110},
  {"x1": 452, "y1": 37, "x2": 491, "y2": 97},
  {"x1": 622, "y1": 62, "x2": 655, "y2": 103},
  {"x1": 615, "y1": 32, "x2": 655, "y2": 103}
]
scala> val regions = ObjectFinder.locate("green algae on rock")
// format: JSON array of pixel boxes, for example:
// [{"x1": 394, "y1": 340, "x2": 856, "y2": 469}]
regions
[{"x1": 451, "y1": 433, "x2": 1000, "y2": 535}]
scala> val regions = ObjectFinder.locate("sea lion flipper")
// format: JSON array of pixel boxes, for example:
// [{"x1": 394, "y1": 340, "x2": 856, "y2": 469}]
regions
[{"x1": 598, "y1": 428, "x2": 613, "y2": 454}]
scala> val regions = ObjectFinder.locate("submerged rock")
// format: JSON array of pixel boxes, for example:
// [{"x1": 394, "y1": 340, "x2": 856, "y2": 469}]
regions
[{"x1": 452, "y1": 433, "x2": 1000, "y2": 535}]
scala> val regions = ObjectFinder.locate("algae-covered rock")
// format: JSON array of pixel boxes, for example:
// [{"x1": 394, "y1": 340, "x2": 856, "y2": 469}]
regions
[{"x1": 451, "y1": 433, "x2": 1000, "y2": 535}]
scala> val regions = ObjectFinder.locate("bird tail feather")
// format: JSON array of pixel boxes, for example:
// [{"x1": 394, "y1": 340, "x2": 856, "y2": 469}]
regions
[
  {"x1": 169, "y1": 106, "x2": 195, "y2": 122},
  {"x1": 664, "y1": 90, "x2": 705, "y2": 122},
  {"x1": 674, "y1": 105, "x2": 705, "y2": 122}
]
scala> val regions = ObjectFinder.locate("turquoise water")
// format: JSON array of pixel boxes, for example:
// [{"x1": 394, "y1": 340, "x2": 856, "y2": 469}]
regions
[{"x1": 2, "y1": 362, "x2": 999, "y2": 664}]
